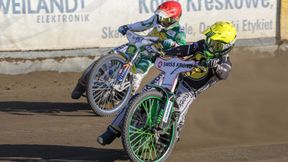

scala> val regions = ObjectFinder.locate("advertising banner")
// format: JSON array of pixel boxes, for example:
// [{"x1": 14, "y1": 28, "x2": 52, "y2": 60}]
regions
[
  {"x1": 281, "y1": 0, "x2": 288, "y2": 40},
  {"x1": 0, "y1": 0, "x2": 278, "y2": 51}
]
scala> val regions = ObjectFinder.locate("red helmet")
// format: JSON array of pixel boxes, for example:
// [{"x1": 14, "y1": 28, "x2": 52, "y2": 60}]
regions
[{"x1": 155, "y1": 1, "x2": 182, "y2": 27}]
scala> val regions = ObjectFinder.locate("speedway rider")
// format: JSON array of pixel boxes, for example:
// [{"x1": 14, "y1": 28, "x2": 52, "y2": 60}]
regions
[
  {"x1": 97, "y1": 21, "x2": 237, "y2": 145},
  {"x1": 71, "y1": 1, "x2": 186, "y2": 99}
]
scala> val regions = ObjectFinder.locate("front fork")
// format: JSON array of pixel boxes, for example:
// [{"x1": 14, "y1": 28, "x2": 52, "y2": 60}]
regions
[
  {"x1": 147, "y1": 84, "x2": 177, "y2": 130},
  {"x1": 113, "y1": 63, "x2": 132, "y2": 92},
  {"x1": 159, "y1": 95, "x2": 175, "y2": 129},
  {"x1": 113, "y1": 50, "x2": 139, "y2": 92}
]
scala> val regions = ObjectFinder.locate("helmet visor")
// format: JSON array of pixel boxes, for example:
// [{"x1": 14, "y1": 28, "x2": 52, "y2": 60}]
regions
[
  {"x1": 206, "y1": 38, "x2": 232, "y2": 53},
  {"x1": 157, "y1": 15, "x2": 176, "y2": 27}
]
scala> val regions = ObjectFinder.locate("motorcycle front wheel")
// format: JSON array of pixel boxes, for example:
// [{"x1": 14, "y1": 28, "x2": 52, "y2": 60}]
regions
[
  {"x1": 86, "y1": 54, "x2": 132, "y2": 116},
  {"x1": 122, "y1": 90, "x2": 177, "y2": 162}
]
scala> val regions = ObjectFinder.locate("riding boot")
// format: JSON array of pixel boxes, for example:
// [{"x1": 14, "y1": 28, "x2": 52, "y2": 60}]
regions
[
  {"x1": 71, "y1": 82, "x2": 86, "y2": 99},
  {"x1": 97, "y1": 125, "x2": 121, "y2": 146}
]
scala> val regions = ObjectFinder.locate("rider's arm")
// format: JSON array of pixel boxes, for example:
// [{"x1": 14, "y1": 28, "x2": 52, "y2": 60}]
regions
[
  {"x1": 214, "y1": 55, "x2": 232, "y2": 80},
  {"x1": 162, "y1": 26, "x2": 186, "y2": 50},
  {"x1": 127, "y1": 15, "x2": 155, "y2": 32},
  {"x1": 174, "y1": 29, "x2": 186, "y2": 46},
  {"x1": 164, "y1": 40, "x2": 202, "y2": 56},
  {"x1": 164, "y1": 45, "x2": 189, "y2": 56}
]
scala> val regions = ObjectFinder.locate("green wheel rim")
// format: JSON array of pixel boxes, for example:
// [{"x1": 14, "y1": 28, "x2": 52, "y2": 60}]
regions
[{"x1": 127, "y1": 96, "x2": 175, "y2": 162}]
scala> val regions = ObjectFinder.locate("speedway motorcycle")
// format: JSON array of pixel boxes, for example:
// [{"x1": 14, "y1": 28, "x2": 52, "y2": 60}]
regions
[
  {"x1": 121, "y1": 55, "x2": 205, "y2": 162},
  {"x1": 86, "y1": 31, "x2": 163, "y2": 116}
]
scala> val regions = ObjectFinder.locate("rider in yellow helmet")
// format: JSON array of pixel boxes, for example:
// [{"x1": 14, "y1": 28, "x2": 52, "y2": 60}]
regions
[
  {"x1": 203, "y1": 21, "x2": 237, "y2": 57},
  {"x1": 97, "y1": 21, "x2": 237, "y2": 145},
  {"x1": 151, "y1": 21, "x2": 237, "y2": 90},
  {"x1": 146, "y1": 21, "x2": 237, "y2": 140}
]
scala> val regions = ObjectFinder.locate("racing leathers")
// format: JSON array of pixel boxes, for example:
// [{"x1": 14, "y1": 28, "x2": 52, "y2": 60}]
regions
[
  {"x1": 74, "y1": 15, "x2": 186, "y2": 97},
  {"x1": 108, "y1": 39, "x2": 232, "y2": 140}
]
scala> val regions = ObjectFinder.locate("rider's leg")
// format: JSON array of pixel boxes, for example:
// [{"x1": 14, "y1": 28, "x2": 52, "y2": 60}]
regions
[
  {"x1": 71, "y1": 61, "x2": 96, "y2": 99},
  {"x1": 132, "y1": 59, "x2": 154, "y2": 92},
  {"x1": 174, "y1": 80, "x2": 197, "y2": 141},
  {"x1": 97, "y1": 124, "x2": 121, "y2": 146},
  {"x1": 97, "y1": 94, "x2": 138, "y2": 145}
]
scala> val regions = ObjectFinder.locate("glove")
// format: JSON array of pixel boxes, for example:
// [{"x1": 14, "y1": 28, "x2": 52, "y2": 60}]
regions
[
  {"x1": 118, "y1": 25, "x2": 129, "y2": 35},
  {"x1": 163, "y1": 39, "x2": 176, "y2": 48},
  {"x1": 207, "y1": 58, "x2": 220, "y2": 68}
]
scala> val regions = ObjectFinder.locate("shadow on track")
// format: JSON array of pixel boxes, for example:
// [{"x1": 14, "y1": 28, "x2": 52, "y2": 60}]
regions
[
  {"x1": 0, "y1": 144, "x2": 128, "y2": 162},
  {"x1": 0, "y1": 101, "x2": 95, "y2": 116}
]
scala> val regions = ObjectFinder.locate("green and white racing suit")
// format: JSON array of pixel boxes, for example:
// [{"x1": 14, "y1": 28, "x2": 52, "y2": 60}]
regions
[{"x1": 123, "y1": 15, "x2": 186, "y2": 91}]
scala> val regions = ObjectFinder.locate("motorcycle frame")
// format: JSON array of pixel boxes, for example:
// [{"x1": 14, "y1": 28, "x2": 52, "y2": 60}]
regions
[{"x1": 147, "y1": 57, "x2": 197, "y2": 129}]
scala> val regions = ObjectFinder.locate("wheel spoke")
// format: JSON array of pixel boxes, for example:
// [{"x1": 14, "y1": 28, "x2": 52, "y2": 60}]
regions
[
  {"x1": 111, "y1": 62, "x2": 123, "y2": 78},
  {"x1": 141, "y1": 137, "x2": 149, "y2": 159},
  {"x1": 134, "y1": 136, "x2": 145, "y2": 156},
  {"x1": 92, "y1": 90, "x2": 104, "y2": 100},
  {"x1": 93, "y1": 90, "x2": 106, "y2": 103},
  {"x1": 130, "y1": 127, "x2": 148, "y2": 144},
  {"x1": 143, "y1": 135, "x2": 154, "y2": 160},
  {"x1": 92, "y1": 81, "x2": 107, "y2": 90},
  {"x1": 134, "y1": 135, "x2": 153, "y2": 155},
  {"x1": 114, "y1": 92, "x2": 124, "y2": 101},
  {"x1": 129, "y1": 129, "x2": 151, "y2": 136},
  {"x1": 129, "y1": 125, "x2": 144, "y2": 132},
  {"x1": 151, "y1": 140, "x2": 158, "y2": 159},
  {"x1": 131, "y1": 135, "x2": 145, "y2": 152},
  {"x1": 98, "y1": 67, "x2": 109, "y2": 80}
]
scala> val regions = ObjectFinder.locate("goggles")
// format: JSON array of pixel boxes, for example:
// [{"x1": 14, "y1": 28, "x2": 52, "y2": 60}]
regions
[
  {"x1": 157, "y1": 15, "x2": 176, "y2": 27},
  {"x1": 206, "y1": 38, "x2": 233, "y2": 53}
]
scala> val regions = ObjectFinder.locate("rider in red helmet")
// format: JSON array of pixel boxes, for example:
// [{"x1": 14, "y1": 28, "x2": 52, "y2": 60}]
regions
[
  {"x1": 71, "y1": 1, "x2": 186, "y2": 102},
  {"x1": 155, "y1": 0, "x2": 182, "y2": 29},
  {"x1": 95, "y1": 1, "x2": 187, "y2": 146},
  {"x1": 119, "y1": 0, "x2": 182, "y2": 35}
]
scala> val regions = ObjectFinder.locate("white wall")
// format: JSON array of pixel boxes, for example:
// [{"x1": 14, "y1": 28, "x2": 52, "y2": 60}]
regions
[{"x1": 0, "y1": 0, "x2": 278, "y2": 51}]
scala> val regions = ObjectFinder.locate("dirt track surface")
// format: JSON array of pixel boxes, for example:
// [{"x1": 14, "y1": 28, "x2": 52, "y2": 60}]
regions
[{"x1": 1, "y1": 47, "x2": 288, "y2": 162}]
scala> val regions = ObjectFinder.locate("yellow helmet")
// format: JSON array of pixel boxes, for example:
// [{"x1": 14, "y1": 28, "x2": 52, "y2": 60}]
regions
[{"x1": 202, "y1": 21, "x2": 237, "y2": 56}]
